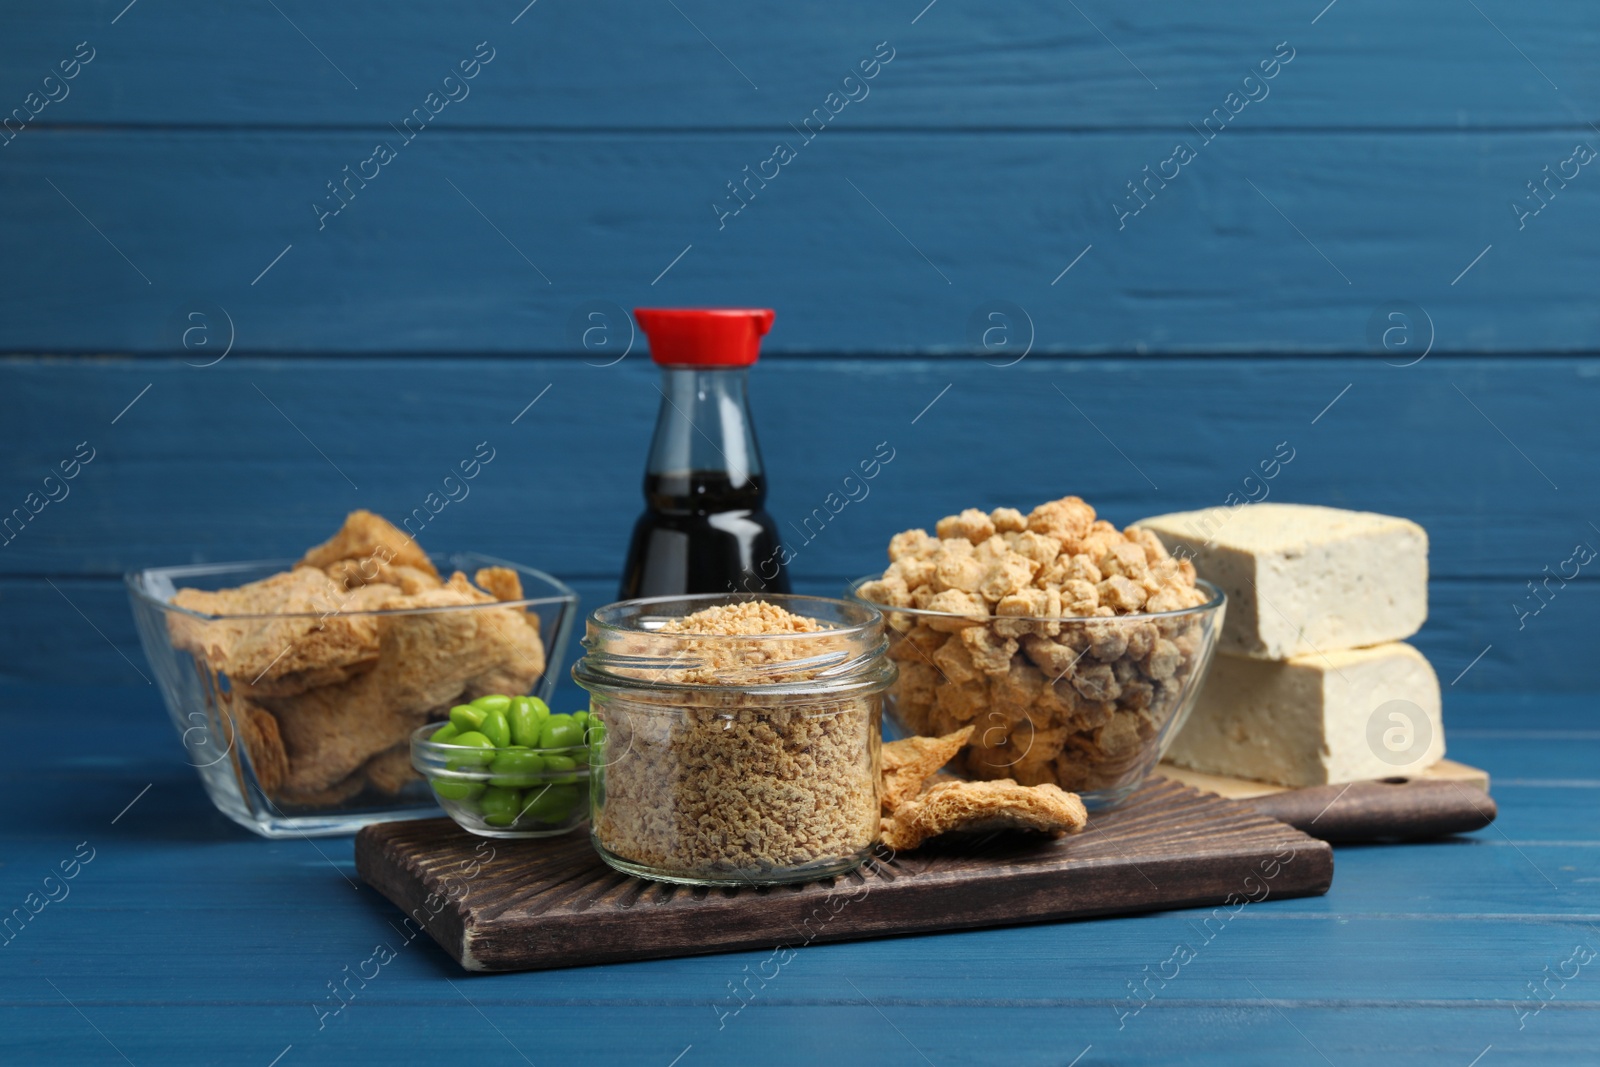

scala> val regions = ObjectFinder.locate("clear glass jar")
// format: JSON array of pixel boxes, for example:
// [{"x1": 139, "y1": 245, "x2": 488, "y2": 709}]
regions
[{"x1": 573, "y1": 593, "x2": 894, "y2": 886}]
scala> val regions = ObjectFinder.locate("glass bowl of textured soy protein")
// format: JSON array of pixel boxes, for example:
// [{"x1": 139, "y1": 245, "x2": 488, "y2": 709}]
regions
[
  {"x1": 573, "y1": 594, "x2": 895, "y2": 886},
  {"x1": 850, "y1": 496, "x2": 1226, "y2": 810},
  {"x1": 126, "y1": 510, "x2": 578, "y2": 838}
]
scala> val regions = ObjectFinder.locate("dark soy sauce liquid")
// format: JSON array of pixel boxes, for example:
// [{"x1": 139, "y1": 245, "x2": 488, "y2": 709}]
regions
[{"x1": 619, "y1": 469, "x2": 790, "y2": 599}]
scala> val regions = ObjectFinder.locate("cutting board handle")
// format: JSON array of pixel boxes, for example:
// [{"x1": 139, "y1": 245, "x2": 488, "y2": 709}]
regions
[{"x1": 1241, "y1": 777, "x2": 1497, "y2": 842}]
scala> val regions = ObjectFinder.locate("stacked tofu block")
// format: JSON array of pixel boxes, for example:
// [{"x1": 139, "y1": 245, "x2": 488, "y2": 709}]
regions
[{"x1": 1134, "y1": 503, "x2": 1444, "y2": 787}]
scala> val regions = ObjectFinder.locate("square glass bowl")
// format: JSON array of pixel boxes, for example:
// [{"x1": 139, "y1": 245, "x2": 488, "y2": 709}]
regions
[
  {"x1": 850, "y1": 576, "x2": 1223, "y2": 809},
  {"x1": 127, "y1": 554, "x2": 578, "y2": 837}
]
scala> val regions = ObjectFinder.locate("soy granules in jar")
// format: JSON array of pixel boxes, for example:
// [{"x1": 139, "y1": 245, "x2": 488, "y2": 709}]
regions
[{"x1": 574, "y1": 595, "x2": 895, "y2": 886}]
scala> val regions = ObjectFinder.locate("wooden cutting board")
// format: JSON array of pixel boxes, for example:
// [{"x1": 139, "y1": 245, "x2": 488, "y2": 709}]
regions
[
  {"x1": 1158, "y1": 759, "x2": 1496, "y2": 842},
  {"x1": 356, "y1": 778, "x2": 1333, "y2": 973}
]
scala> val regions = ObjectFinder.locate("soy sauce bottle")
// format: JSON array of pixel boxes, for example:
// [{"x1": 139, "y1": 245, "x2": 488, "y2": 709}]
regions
[{"x1": 619, "y1": 308, "x2": 791, "y2": 599}]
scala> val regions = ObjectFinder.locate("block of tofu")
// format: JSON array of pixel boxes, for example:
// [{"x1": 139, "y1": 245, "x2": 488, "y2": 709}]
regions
[
  {"x1": 1165, "y1": 642, "x2": 1444, "y2": 787},
  {"x1": 1135, "y1": 503, "x2": 1427, "y2": 659}
]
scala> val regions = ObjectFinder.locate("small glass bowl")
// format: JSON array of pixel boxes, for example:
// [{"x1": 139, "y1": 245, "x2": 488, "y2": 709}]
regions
[
  {"x1": 127, "y1": 553, "x2": 578, "y2": 838},
  {"x1": 849, "y1": 576, "x2": 1224, "y2": 809},
  {"x1": 410, "y1": 723, "x2": 591, "y2": 839}
]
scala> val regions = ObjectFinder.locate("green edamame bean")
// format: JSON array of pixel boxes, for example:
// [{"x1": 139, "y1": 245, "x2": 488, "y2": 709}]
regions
[
  {"x1": 449, "y1": 704, "x2": 487, "y2": 732},
  {"x1": 479, "y1": 707, "x2": 512, "y2": 748},
  {"x1": 445, "y1": 730, "x2": 495, "y2": 766},
  {"x1": 480, "y1": 785, "x2": 522, "y2": 827},
  {"x1": 539, "y1": 714, "x2": 584, "y2": 750},
  {"x1": 471, "y1": 694, "x2": 512, "y2": 713},
  {"x1": 542, "y1": 754, "x2": 580, "y2": 784},
  {"x1": 508, "y1": 696, "x2": 549, "y2": 747},
  {"x1": 519, "y1": 783, "x2": 580, "y2": 823},
  {"x1": 488, "y1": 747, "x2": 545, "y2": 787},
  {"x1": 431, "y1": 777, "x2": 485, "y2": 802},
  {"x1": 430, "y1": 722, "x2": 460, "y2": 744},
  {"x1": 573, "y1": 710, "x2": 590, "y2": 726},
  {"x1": 443, "y1": 756, "x2": 488, "y2": 783}
]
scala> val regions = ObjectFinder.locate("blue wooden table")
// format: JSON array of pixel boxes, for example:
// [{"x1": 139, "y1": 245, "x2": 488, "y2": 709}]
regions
[
  {"x1": 5, "y1": 0, "x2": 1600, "y2": 1061},
  {"x1": 3, "y1": 684, "x2": 1594, "y2": 1066}
]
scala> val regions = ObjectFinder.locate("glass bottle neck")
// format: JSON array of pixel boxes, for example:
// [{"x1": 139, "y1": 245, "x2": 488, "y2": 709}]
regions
[{"x1": 645, "y1": 367, "x2": 765, "y2": 501}]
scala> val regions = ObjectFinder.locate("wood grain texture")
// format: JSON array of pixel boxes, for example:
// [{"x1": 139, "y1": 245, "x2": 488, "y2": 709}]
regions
[
  {"x1": 2, "y1": 128, "x2": 1597, "y2": 353},
  {"x1": 1, "y1": 354, "x2": 1593, "y2": 690},
  {"x1": 355, "y1": 779, "x2": 1333, "y2": 972},
  {"x1": 0, "y1": 684, "x2": 1588, "y2": 1066},
  {"x1": 7, "y1": 573, "x2": 1590, "y2": 697},
  {"x1": 1160, "y1": 756, "x2": 1491, "y2": 798},
  {"x1": 1235, "y1": 778, "x2": 1498, "y2": 842},
  {"x1": 4, "y1": 1, "x2": 1595, "y2": 130},
  {"x1": 1155, "y1": 760, "x2": 1503, "y2": 842},
  {"x1": 0, "y1": 355, "x2": 1591, "y2": 579},
  {"x1": 6, "y1": 1003, "x2": 1598, "y2": 1067},
  {"x1": 1, "y1": 0, "x2": 1596, "y2": 1054}
]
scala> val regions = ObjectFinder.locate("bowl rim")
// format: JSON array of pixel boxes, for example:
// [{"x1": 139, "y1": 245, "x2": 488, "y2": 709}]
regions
[
  {"x1": 846, "y1": 575, "x2": 1225, "y2": 624},
  {"x1": 126, "y1": 552, "x2": 579, "y2": 621},
  {"x1": 409, "y1": 721, "x2": 591, "y2": 760},
  {"x1": 584, "y1": 591, "x2": 886, "y2": 642}
]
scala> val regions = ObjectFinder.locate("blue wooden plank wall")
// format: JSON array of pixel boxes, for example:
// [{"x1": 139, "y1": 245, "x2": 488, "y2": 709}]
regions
[{"x1": 2, "y1": 1, "x2": 1597, "y2": 696}]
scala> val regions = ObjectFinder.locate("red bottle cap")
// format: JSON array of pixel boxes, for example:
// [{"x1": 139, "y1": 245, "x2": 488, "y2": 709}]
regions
[{"x1": 633, "y1": 308, "x2": 775, "y2": 367}]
